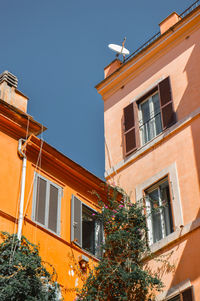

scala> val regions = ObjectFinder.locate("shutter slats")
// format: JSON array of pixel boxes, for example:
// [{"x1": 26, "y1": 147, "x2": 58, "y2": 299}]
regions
[
  {"x1": 124, "y1": 103, "x2": 135, "y2": 131},
  {"x1": 35, "y1": 177, "x2": 47, "y2": 225},
  {"x1": 158, "y1": 77, "x2": 176, "y2": 129},
  {"x1": 48, "y1": 184, "x2": 58, "y2": 233},
  {"x1": 123, "y1": 103, "x2": 138, "y2": 155},
  {"x1": 71, "y1": 195, "x2": 82, "y2": 246},
  {"x1": 125, "y1": 129, "x2": 136, "y2": 153}
]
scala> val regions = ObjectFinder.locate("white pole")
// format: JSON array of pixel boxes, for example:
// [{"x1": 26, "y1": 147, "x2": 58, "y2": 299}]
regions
[{"x1": 17, "y1": 139, "x2": 27, "y2": 242}]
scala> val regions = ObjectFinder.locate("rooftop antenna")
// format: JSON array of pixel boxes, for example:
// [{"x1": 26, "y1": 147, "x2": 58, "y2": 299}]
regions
[{"x1": 108, "y1": 37, "x2": 130, "y2": 62}]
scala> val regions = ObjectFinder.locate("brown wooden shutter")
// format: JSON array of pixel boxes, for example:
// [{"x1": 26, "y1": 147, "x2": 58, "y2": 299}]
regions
[
  {"x1": 35, "y1": 177, "x2": 47, "y2": 226},
  {"x1": 123, "y1": 102, "x2": 138, "y2": 156},
  {"x1": 158, "y1": 77, "x2": 176, "y2": 129},
  {"x1": 182, "y1": 288, "x2": 193, "y2": 301},
  {"x1": 48, "y1": 184, "x2": 58, "y2": 233},
  {"x1": 71, "y1": 195, "x2": 82, "y2": 246}
]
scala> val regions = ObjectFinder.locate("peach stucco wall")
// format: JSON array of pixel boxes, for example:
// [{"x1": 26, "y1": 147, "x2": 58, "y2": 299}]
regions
[
  {"x1": 100, "y1": 9, "x2": 200, "y2": 300},
  {"x1": 104, "y1": 25, "x2": 200, "y2": 171}
]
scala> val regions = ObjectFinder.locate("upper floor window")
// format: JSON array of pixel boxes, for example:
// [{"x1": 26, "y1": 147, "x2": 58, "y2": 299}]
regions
[
  {"x1": 71, "y1": 195, "x2": 103, "y2": 258},
  {"x1": 32, "y1": 173, "x2": 62, "y2": 235},
  {"x1": 145, "y1": 178, "x2": 173, "y2": 245},
  {"x1": 139, "y1": 92, "x2": 162, "y2": 145},
  {"x1": 123, "y1": 77, "x2": 176, "y2": 156}
]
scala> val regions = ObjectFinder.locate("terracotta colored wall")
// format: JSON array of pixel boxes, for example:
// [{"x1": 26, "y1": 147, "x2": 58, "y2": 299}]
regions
[
  {"x1": 0, "y1": 133, "x2": 100, "y2": 300},
  {"x1": 0, "y1": 131, "x2": 22, "y2": 219}
]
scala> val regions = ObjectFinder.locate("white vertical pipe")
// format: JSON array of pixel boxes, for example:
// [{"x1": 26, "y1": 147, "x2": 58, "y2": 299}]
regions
[{"x1": 17, "y1": 139, "x2": 27, "y2": 242}]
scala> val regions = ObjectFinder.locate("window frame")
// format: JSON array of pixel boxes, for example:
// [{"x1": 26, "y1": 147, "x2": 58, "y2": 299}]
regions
[
  {"x1": 135, "y1": 163, "x2": 183, "y2": 247},
  {"x1": 71, "y1": 195, "x2": 103, "y2": 258},
  {"x1": 145, "y1": 177, "x2": 173, "y2": 245},
  {"x1": 32, "y1": 172, "x2": 62, "y2": 235},
  {"x1": 138, "y1": 91, "x2": 162, "y2": 145},
  {"x1": 166, "y1": 287, "x2": 194, "y2": 301}
]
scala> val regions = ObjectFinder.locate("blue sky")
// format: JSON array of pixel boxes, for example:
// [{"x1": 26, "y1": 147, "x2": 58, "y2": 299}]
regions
[{"x1": 0, "y1": 0, "x2": 194, "y2": 179}]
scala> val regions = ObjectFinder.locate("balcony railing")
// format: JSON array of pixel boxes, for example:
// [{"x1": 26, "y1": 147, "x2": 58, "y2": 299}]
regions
[
  {"x1": 124, "y1": 0, "x2": 200, "y2": 63},
  {"x1": 180, "y1": 0, "x2": 199, "y2": 18}
]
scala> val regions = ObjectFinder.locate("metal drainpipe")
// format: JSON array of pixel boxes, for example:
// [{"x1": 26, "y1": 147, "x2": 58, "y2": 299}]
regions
[{"x1": 17, "y1": 138, "x2": 27, "y2": 242}]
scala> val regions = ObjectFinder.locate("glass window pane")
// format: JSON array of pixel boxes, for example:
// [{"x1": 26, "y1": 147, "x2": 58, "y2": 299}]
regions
[
  {"x1": 48, "y1": 184, "x2": 58, "y2": 233},
  {"x1": 95, "y1": 220, "x2": 103, "y2": 258},
  {"x1": 140, "y1": 100, "x2": 150, "y2": 144},
  {"x1": 152, "y1": 93, "x2": 162, "y2": 136},
  {"x1": 155, "y1": 113, "x2": 162, "y2": 135},
  {"x1": 160, "y1": 181, "x2": 173, "y2": 236},
  {"x1": 35, "y1": 177, "x2": 46, "y2": 225},
  {"x1": 152, "y1": 93, "x2": 160, "y2": 115},
  {"x1": 140, "y1": 93, "x2": 163, "y2": 145},
  {"x1": 149, "y1": 189, "x2": 163, "y2": 243},
  {"x1": 82, "y1": 205, "x2": 95, "y2": 255},
  {"x1": 141, "y1": 99, "x2": 150, "y2": 124}
]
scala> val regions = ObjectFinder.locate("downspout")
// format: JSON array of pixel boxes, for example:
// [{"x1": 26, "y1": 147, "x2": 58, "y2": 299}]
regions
[{"x1": 17, "y1": 138, "x2": 27, "y2": 242}]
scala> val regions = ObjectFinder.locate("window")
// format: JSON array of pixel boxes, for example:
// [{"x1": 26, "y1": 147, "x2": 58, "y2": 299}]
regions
[
  {"x1": 32, "y1": 173, "x2": 62, "y2": 235},
  {"x1": 139, "y1": 92, "x2": 162, "y2": 145},
  {"x1": 123, "y1": 77, "x2": 176, "y2": 156},
  {"x1": 71, "y1": 195, "x2": 103, "y2": 258},
  {"x1": 167, "y1": 287, "x2": 193, "y2": 301},
  {"x1": 145, "y1": 178, "x2": 173, "y2": 244}
]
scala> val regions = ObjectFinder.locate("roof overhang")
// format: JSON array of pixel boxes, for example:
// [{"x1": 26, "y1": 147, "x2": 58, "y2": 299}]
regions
[{"x1": 0, "y1": 99, "x2": 46, "y2": 139}]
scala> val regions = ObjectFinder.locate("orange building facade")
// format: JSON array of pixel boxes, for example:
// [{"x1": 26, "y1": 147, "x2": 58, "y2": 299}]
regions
[
  {"x1": 96, "y1": 2, "x2": 200, "y2": 301},
  {"x1": 0, "y1": 71, "x2": 105, "y2": 300}
]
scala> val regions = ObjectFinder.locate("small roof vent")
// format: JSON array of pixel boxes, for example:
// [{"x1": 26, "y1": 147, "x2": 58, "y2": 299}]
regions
[{"x1": 0, "y1": 70, "x2": 18, "y2": 88}]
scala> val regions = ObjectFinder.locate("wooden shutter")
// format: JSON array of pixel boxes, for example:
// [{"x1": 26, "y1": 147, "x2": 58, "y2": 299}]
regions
[
  {"x1": 35, "y1": 177, "x2": 47, "y2": 226},
  {"x1": 48, "y1": 184, "x2": 58, "y2": 233},
  {"x1": 71, "y1": 195, "x2": 82, "y2": 246},
  {"x1": 123, "y1": 102, "x2": 138, "y2": 156},
  {"x1": 182, "y1": 288, "x2": 193, "y2": 301},
  {"x1": 158, "y1": 77, "x2": 176, "y2": 129}
]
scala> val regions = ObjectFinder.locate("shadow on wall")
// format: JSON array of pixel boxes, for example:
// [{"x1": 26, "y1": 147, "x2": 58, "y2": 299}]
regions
[
  {"x1": 168, "y1": 39, "x2": 200, "y2": 296},
  {"x1": 168, "y1": 212, "x2": 200, "y2": 295},
  {"x1": 176, "y1": 39, "x2": 200, "y2": 190}
]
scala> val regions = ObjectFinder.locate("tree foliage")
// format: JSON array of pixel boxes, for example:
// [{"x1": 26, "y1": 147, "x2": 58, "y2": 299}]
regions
[
  {"x1": 0, "y1": 232, "x2": 59, "y2": 301},
  {"x1": 76, "y1": 186, "x2": 163, "y2": 301}
]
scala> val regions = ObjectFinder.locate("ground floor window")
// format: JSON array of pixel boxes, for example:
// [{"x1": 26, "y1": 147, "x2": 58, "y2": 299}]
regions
[
  {"x1": 145, "y1": 177, "x2": 173, "y2": 244},
  {"x1": 71, "y1": 195, "x2": 103, "y2": 258},
  {"x1": 167, "y1": 287, "x2": 193, "y2": 301}
]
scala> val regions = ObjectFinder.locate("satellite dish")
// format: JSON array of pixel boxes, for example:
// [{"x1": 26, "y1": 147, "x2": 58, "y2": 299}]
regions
[
  {"x1": 108, "y1": 44, "x2": 130, "y2": 56},
  {"x1": 108, "y1": 37, "x2": 130, "y2": 61}
]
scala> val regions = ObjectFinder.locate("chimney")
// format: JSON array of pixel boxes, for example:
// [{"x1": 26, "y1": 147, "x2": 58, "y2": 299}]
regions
[
  {"x1": 0, "y1": 71, "x2": 28, "y2": 113},
  {"x1": 159, "y1": 12, "x2": 181, "y2": 35},
  {"x1": 104, "y1": 59, "x2": 122, "y2": 79}
]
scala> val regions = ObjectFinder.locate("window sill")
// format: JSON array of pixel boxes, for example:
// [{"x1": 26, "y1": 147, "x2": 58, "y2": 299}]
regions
[
  {"x1": 72, "y1": 241, "x2": 101, "y2": 262},
  {"x1": 150, "y1": 217, "x2": 200, "y2": 254},
  {"x1": 31, "y1": 219, "x2": 60, "y2": 237},
  {"x1": 25, "y1": 217, "x2": 100, "y2": 262},
  {"x1": 105, "y1": 106, "x2": 200, "y2": 179}
]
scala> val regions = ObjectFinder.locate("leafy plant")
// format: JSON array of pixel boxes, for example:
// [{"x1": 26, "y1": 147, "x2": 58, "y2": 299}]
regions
[
  {"x1": 0, "y1": 232, "x2": 60, "y2": 301},
  {"x1": 76, "y1": 186, "x2": 163, "y2": 301}
]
